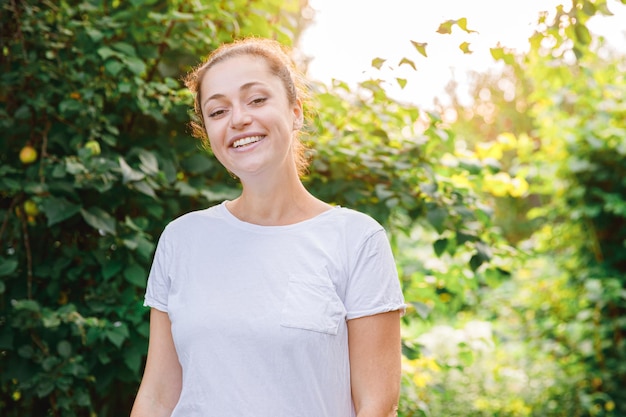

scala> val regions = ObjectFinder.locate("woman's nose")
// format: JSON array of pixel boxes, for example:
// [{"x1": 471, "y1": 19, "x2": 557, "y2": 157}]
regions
[{"x1": 229, "y1": 105, "x2": 252, "y2": 129}]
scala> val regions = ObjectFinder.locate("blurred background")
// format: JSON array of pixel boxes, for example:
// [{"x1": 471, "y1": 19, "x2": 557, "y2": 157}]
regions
[{"x1": 1, "y1": 1, "x2": 625, "y2": 416}]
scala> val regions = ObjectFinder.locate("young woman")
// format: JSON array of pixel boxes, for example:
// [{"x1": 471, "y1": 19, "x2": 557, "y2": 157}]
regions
[{"x1": 130, "y1": 37, "x2": 405, "y2": 417}]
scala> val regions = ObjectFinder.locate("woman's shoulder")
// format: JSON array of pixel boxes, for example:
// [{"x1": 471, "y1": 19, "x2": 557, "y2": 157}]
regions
[
  {"x1": 162, "y1": 203, "x2": 226, "y2": 235},
  {"x1": 325, "y1": 206, "x2": 386, "y2": 235}
]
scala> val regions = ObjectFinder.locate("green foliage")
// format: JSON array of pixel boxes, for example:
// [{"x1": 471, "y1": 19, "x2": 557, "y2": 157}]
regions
[
  {"x1": 522, "y1": 26, "x2": 626, "y2": 414},
  {"x1": 433, "y1": 0, "x2": 626, "y2": 415},
  {"x1": 0, "y1": 1, "x2": 300, "y2": 415}
]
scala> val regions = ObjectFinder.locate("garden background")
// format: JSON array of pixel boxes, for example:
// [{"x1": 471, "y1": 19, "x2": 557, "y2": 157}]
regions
[{"x1": 1, "y1": 0, "x2": 625, "y2": 416}]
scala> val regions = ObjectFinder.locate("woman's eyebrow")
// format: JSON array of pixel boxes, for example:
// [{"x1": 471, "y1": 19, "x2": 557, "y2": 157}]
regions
[{"x1": 202, "y1": 82, "x2": 266, "y2": 107}]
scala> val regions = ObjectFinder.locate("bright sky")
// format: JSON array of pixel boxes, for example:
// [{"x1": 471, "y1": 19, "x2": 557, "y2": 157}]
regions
[{"x1": 298, "y1": 0, "x2": 626, "y2": 107}]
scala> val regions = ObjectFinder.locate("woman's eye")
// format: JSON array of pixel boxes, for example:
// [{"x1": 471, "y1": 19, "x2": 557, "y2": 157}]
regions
[
  {"x1": 208, "y1": 109, "x2": 226, "y2": 118},
  {"x1": 250, "y1": 97, "x2": 267, "y2": 105}
]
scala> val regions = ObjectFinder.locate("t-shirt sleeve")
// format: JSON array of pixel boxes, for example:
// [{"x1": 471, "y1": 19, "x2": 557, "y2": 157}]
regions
[
  {"x1": 344, "y1": 229, "x2": 406, "y2": 320},
  {"x1": 143, "y1": 232, "x2": 171, "y2": 313}
]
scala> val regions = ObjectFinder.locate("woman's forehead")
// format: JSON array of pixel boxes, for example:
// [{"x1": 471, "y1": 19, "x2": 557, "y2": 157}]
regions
[{"x1": 201, "y1": 56, "x2": 283, "y2": 96}]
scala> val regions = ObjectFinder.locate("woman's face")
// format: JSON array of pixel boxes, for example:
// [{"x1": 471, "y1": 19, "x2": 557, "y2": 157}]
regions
[{"x1": 199, "y1": 55, "x2": 303, "y2": 179}]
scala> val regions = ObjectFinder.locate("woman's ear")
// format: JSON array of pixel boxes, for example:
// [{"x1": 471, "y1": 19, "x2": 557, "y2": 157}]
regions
[{"x1": 292, "y1": 98, "x2": 304, "y2": 130}]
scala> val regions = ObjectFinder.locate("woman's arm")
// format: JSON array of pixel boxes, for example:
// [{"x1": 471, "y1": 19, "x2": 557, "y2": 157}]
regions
[
  {"x1": 348, "y1": 310, "x2": 402, "y2": 417},
  {"x1": 130, "y1": 308, "x2": 182, "y2": 417}
]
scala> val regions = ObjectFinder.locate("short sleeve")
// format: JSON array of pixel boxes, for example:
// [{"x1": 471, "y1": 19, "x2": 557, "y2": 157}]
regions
[
  {"x1": 143, "y1": 232, "x2": 171, "y2": 312},
  {"x1": 344, "y1": 229, "x2": 406, "y2": 320}
]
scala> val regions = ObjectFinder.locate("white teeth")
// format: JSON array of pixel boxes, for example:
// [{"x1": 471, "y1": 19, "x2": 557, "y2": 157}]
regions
[{"x1": 233, "y1": 136, "x2": 263, "y2": 148}]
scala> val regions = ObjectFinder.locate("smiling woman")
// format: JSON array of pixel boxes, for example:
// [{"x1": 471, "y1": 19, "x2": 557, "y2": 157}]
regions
[{"x1": 129, "y1": 37, "x2": 406, "y2": 417}]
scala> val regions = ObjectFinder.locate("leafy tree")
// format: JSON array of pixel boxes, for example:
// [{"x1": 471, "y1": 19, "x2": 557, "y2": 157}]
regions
[
  {"x1": 442, "y1": 0, "x2": 626, "y2": 415},
  {"x1": 522, "y1": 7, "x2": 626, "y2": 412}
]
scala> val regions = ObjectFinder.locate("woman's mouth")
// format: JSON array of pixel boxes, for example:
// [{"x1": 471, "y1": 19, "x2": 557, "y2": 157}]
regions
[{"x1": 232, "y1": 135, "x2": 265, "y2": 148}]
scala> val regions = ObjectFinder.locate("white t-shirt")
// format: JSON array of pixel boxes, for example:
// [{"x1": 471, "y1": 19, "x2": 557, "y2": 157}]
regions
[{"x1": 144, "y1": 201, "x2": 405, "y2": 417}]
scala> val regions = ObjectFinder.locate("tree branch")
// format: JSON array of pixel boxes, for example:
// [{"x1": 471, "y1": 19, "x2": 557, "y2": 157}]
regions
[
  {"x1": 19, "y1": 206, "x2": 34, "y2": 299},
  {"x1": 0, "y1": 195, "x2": 20, "y2": 246}
]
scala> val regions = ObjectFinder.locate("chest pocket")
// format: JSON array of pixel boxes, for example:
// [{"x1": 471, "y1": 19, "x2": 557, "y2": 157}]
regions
[{"x1": 280, "y1": 273, "x2": 346, "y2": 335}]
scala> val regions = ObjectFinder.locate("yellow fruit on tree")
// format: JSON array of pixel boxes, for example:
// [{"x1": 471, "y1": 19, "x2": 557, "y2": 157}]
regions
[
  {"x1": 23, "y1": 200, "x2": 39, "y2": 217},
  {"x1": 19, "y1": 145, "x2": 38, "y2": 164},
  {"x1": 85, "y1": 140, "x2": 101, "y2": 155}
]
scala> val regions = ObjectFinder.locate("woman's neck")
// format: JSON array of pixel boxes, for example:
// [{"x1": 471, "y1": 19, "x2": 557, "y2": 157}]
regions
[{"x1": 227, "y1": 179, "x2": 331, "y2": 226}]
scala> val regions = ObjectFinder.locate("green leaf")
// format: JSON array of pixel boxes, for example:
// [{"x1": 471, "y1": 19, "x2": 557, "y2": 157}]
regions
[
  {"x1": 12, "y1": 299, "x2": 40, "y2": 312},
  {"x1": 42, "y1": 313, "x2": 61, "y2": 328},
  {"x1": 0, "y1": 177, "x2": 21, "y2": 192},
  {"x1": 136, "y1": 236, "x2": 156, "y2": 261},
  {"x1": 436, "y1": 19, "x2": 454, "y2": 34},
  {"x1": 469, "y1": 242, "x2": 492, "y2": 271},
  {"x1": 106, "y1": 324, "x2": 129, "y2": 348},
  {"x1": 200, "y1": 185, "x2": 240, "y2": 202},
  {"x1": 124, "y1": 263, "x2": 146, "y2": 288},
  {"x1": 475, "y1": 241, "x2": 492, "y2": 261},
  {"x1": 490, "y1": 46, "x2": 504, "y2": 60},
  {"x1": 124, "y1": 56, "x2": 147, "y2": 75},
  {"x1": 59, "y1": 99, "x2": 83, "y2": 113},
  {"x1": 18, "y1": 345, "x2": 34, "y2": 358},
  {"x1": 123, "y1": 343, "x2": 144, "y2": 374},
  {"x1": 97, "y1": 46, "x2": 117, "y2": 60},
  {"x1": 410, "y1": 40, "x2": 428, "y2": 57},
  {"x1": 112, "y1": 42, "x2": 137, "y2": 56},
  {"x1": 14, "y1": 104, "x2": 31, "y2": 119},
  {"x1": 457, "y1": 231, "x2": 478, "y2": 244},
  {"x1": 375, "y1": 183, "x2": 394, "y2": 200},
  {"x1": 410, "y1": 301, "x2": 431, "y2": 319},
  {"x1": 119, "y1": 156, "x2": 145, "y2": 182},
  {"x1": 371, "y1": 57, "x2": 386, "y2": 70},
  {"x1": 574, "y1": 23, "x2": 591, "y2": 45},
  {"x1": 104, "y1": 60, "x2": 124, "y2": 76},
  {"x1": 80, "y1": 207, "x2": 116, "y2": 235},
  {"x1": 102, "y1": 261, "x2": 123, "y2": 280},
  {"x1": 434, "y1": 238, "x2": 448, "y2": 257},
  {"x1": 181, "y1": 154, "x2": 214, "y2": 174},
  {"x1": 74, "y1": 390, "x2": 91, "y2": 407},
  {"x1": 469, "y1": 254, "x2": 483, "y2": 271},
  {"x1": 138, "y1": 150, "x2": 159, "y2": 175},
  {"x1": 132, "y1": 180, "x2": 157, "y2": 198},
  {"x1": 171, "y1": 10, "x2": 196, "y2": 20},
  {"x1": 398, "y1": 57, "x2": 416, "y2": 71},
  {"x1": 0, "y1": 259, "x2": 18, "y2": 276},
  {"x1": 426, "y1": 205, "x2": 448, "y2": 234},
  {"x1": 57, "y1": 340, "x2": 72, "y2": 358},
  {"x1": 459, "y1": 41, "x2": 472, "y2": 54},
  {"x1": 456, "y1": 17, "x2": 477, "y2": 33},
  {"x1": 85, "y1": 28, "x2": 103, "y2": 42},
  {"x1": 41, "y1": 196, "x2": 81, "y2": 226},
  {"x1": 489, "y1": 46, "x2": 515, "y2": 64},
  {"x1": 36, "y1": 379, "x2": 55, "y2": 398}
]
